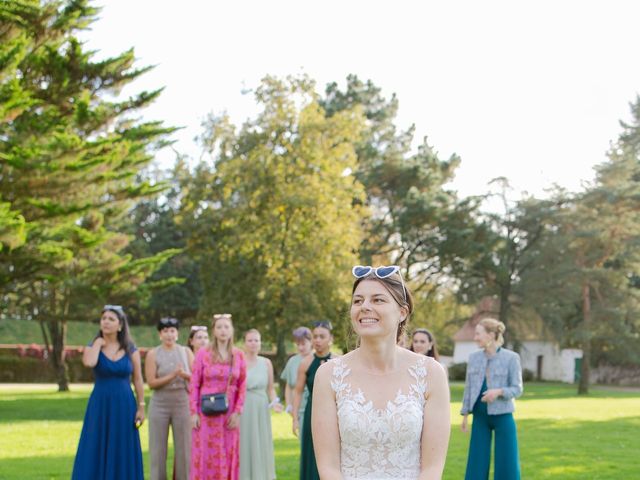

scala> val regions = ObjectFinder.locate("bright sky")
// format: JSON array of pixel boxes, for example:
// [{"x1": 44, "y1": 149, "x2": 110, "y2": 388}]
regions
[{"x1": 83, "y1": 1, "x2": 640, "y2": 199}]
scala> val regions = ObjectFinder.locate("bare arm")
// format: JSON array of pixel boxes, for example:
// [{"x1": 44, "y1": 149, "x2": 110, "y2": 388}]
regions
[
  {"x1": 266, "y1": 358, "x2": 278, "y2": 403},
  {"x1": 292, "y1": 355, "x2": 311, "y2": 436},
  {"x1": 284, "y1": 383, "x2": 293, "y2": 412},
  {"x1": 419, "y1": 360, "x2": 451, "y2": 480},
  {"x1": 82, "y1": 337, "x2": 104, "y2": 367},
  {"x1": 144, "y1": 348, "x2": 180, "y2": 390},
  {"x1": 131, "y1": 350, "x2": 146, "y2": 425},
  {"x1": 187, "y1": 347, "x2": 194, "y2": 369},
  {"x1": 312, "y1": 362, "x2": 343, "y2": 480}
]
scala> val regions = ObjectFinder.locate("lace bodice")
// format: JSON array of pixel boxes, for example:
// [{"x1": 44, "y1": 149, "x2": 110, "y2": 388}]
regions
[{"x1": 331, "y1": 357, "x2": 427, "y2": 480}]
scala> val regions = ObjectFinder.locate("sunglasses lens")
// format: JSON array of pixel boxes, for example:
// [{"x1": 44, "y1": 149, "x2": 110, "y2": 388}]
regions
[
  {"x1": 376, "y1": 266, "x2": 398, "y2": 278},
  {"x1": 352, "y1": 266, "x2": 372, "y2": 278}
]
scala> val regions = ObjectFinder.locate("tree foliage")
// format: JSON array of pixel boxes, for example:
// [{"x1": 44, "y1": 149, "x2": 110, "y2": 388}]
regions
[
  {"x1": 180, "y1": 75, "x2": 366, "y2": 364},
  {"x1": 0, "y1": 0, "x2": 177, "y2": 390}
]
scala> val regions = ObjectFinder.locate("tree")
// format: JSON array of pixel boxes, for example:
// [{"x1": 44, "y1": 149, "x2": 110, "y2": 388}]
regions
[
  {"x1": 0, "y1": 0, "x2": 176, "y2": 390},
  {"x1": 122, "y1": 162, "x2": 201, "y2": 325},
  {"x1": 520, "y1": 98, "x2": 640, "y2": 394},
  {"x1": 181, "y1": 75, "x2": 366, "y2": 366},
  {"x1": 454, "y1": 179, "x2": 554, "y2": 340},
  {"x1": 320, "y1": 75, "x2": 482, "y2": 294}
]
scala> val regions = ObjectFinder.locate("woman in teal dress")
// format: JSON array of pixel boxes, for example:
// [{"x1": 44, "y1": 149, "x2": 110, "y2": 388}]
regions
[
  {"x1": 240, "y1": 329, "x2": 282, "y2": 480},
  {"x1": 72, "y1": 305, "x2": 145, "y2": 480},
  {"x1": 293, "y1": 321, "x2": 335, "y2": 480}
]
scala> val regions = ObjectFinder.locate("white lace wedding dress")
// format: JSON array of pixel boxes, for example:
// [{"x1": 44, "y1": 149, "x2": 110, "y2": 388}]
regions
[{"x1": 331, "y1": 356, "x2": 427, "y2": 480}]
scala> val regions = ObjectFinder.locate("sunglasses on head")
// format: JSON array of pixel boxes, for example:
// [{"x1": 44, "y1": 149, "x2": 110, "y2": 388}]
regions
[
  {"x1": 351, "y1": 265, "x2": 407, "y2": 303},
  {"x1": 103, "y1": 304, "x2": 124, "y2": 314},
  {"x1": 159, "y1": 317, "x2": 179, "y2": 327},
  {"x1": 191, "y1": 325, "x2": 207, "y2": 332},
  {"x1": 312, "y1": 320, "x2": 333, "y2": 331},
  {"x1": 213, "y1": 313, "x2": 232, "y2": 319}
]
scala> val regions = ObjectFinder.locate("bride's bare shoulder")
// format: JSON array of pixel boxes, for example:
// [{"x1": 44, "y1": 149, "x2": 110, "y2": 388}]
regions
[{"x1": 397, "y1": 347, "x2": 426, "y2": 364}]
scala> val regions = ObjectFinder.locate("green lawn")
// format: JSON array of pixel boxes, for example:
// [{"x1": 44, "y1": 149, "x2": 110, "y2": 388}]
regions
[{"x1": 0, "y1": 382, "x2": 638, "y2": 479}]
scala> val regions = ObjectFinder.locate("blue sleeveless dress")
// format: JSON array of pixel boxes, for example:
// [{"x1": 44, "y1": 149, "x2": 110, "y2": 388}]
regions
[{"x1": 72, "y1": 349, "x2": 143, "y2": 479}]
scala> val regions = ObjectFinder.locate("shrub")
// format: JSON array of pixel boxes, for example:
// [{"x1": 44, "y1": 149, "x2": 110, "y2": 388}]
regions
[
  {"x1": 449, "y1": 362, "x2": 467, "y2": 381},
  {"x1": 523, "y1": 368, "x2": 535, "y2": 382}
]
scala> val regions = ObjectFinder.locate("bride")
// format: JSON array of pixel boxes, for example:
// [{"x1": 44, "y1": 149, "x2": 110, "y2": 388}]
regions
[{"x1": 312, "y1": 266, "x2": 450, "y2": 480}]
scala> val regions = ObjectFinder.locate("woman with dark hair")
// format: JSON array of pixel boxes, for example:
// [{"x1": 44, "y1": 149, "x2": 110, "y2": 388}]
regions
[
  {"x1": 312, "y1": 266, "x2": 450, "y2": 479},
  {"x1": 189, "y1": 313, "x2": 247, "y2": 480},
  {"x1": 411, "y1": 328, "x2": 448, "y2": 378},
  {"x1": 188, "y1": 325, "x2": 210, "y2": 352},
  {"x1": 72, "y1": 305, "x2": 145, "y2": 480},
  {"x1": 410, "y1": 328, "x2": 439, "y2": 359},
  {"x1": 293, "y1": 321, "x2": 335, "y2": 480},
  {"x1": 146, "y1": 317, "x2": 194, "y2": 479}
]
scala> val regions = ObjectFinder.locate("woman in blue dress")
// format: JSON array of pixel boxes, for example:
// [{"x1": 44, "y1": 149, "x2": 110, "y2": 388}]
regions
[{"x1": 72, "y1": 305, "x2": 146, "y2": 480}]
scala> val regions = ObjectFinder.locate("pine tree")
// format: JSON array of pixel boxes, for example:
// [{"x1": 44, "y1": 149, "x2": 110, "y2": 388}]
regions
[{"x1": 0, "y1": 0, "x2": 177, "y2": 390}]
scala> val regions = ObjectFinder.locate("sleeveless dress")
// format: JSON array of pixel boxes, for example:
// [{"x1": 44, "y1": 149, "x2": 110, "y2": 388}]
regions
[
  {"x1": 72, "y1": 349, "x2": 143, "y2": 480},
  {"x1": 149, "y1": 345, "x2": 191, "y2": 480},
  {"x1": 239, "y1": 356, "x2": 276, "y2": 480},
  {"x1": 331, "y1": 357, "x2": 427, "y2": 480},
  {"x1": 300, "y1": 353, "x2": 332, "y2": 480},
  {"x1": 189, "y1": 347, "x2": 247, "y2": 480}
]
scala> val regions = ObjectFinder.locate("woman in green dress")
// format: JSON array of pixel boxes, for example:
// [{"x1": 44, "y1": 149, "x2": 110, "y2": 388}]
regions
[
  {"x1": 240, "y1": 329, "x2": 283, "y2": 480},
  {"x1": 293, "y1": 321, "x2": 335, "y2": 480}
]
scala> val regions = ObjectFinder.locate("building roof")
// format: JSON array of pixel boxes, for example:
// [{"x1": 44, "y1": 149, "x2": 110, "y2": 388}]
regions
[
  {"x1": 453, "y1": 296, "x2": 552, "y2": 342},
  {"x1": 453, "y1": 296, "x2": 500, "y2": 342}
]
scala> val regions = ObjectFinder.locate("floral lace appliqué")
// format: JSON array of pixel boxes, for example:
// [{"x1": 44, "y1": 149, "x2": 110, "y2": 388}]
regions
[{"x1": 331, "y1": 357, "x2": 427, "y2": 480}]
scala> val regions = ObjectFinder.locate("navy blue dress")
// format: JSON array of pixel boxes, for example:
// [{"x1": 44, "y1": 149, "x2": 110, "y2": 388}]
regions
[{"x1": 72, "y1": 348, "x2": 143, "y2": 480}]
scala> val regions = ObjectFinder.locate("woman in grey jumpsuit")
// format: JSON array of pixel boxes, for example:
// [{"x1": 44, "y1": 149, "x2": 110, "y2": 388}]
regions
[{"x1": 145, "y1": 317, "x2": 194, "y2": 480}]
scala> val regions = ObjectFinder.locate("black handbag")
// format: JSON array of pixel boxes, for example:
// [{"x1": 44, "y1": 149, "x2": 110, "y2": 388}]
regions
[
  {"x1": 201, "y1": 392, "x2": 229, "y2": 415},
  {"x1": 200, "y1": 351, "x2": 234, "y2": 416}
]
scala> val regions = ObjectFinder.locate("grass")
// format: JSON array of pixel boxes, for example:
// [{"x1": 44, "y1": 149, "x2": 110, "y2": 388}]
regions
[{"x1": 0, "y1": 382, "x2": 638, "y2": 479}]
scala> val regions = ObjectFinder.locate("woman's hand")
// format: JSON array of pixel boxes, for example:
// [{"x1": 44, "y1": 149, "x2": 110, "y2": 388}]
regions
[
  {"x1": 292, "y1": 416, "x2": 300, "y2": 437},
  {"x1": 93, "y1": 337, "x2": 105, "y2": 348},
  {"x1": 226, "y1": 412, "x2": 240, "y2": 430},
  {"x1": 461, "y1": 415, "x2": 469, "y2": 433},
  {"x1": 272, "y1": 402, "x2": 284, "y2": 413},
  {"x1": 481, "y1": 388, "x2": 503, "y2": 403},
  {"x1": 191, "y1": 413, "x2": 200, "y2": 430},
  {"x1": 135, "y1": 406, "x2": 145, "y2": 428}
]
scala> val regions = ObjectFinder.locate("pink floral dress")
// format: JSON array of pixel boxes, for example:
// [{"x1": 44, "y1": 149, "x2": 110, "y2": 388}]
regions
[{"x1": 189, "y1": 347, "x2": 247, "y2": 480}]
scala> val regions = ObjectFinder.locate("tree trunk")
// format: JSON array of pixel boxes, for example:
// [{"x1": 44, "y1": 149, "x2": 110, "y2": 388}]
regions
[
  {"x1": 47, "y1": 319, "x2": 70, "y2": 392},
  {"x1": 578, "y1": 282, "x2": 591, "y2": 395}
]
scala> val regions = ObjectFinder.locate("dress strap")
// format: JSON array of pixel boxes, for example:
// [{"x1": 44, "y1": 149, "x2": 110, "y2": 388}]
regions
[
  {"x1": 408, "y1": 357, "x2": 428, "y2": 398},
  {"x1": 330, "y1": 357, "x2": 351, "y2": 396}
]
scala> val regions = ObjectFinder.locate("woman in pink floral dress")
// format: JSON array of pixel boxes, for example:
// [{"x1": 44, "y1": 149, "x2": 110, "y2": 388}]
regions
[{"x1": 189, "y1": 313, "x2": 247, "y2": 480}]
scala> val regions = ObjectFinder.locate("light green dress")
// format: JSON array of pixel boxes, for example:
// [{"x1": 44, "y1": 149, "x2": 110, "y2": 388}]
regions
[
  {"x1": 240, "y1": 356, "x2": 276, "y2": 480},
  {"x1": 280, "y1": 353, "x2": 309, "y2": 438}
]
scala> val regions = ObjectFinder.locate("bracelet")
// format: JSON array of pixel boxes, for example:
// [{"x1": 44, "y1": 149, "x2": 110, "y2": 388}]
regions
[
  {"x1": 138, "y1": 401, "x2": 146, "y2": 406},
  {"x1": 268, "y1": 396, "x2": 281, "y2": 409}
]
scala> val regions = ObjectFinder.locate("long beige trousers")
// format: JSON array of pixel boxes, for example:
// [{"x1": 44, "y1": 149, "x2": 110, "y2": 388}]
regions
[{"x1": 149, "y1": 389, "x2": 191, "y2": 480}]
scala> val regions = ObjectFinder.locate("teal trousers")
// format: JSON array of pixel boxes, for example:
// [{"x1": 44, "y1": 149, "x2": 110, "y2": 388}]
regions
[{"x1": 465, "y1": 383, "x2": 521, "y2": 480}]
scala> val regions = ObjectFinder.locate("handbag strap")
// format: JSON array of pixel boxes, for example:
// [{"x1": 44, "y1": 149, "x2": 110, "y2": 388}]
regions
[{"x1": 223, "y1": 349, "x2": 234, "y2": 391}]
